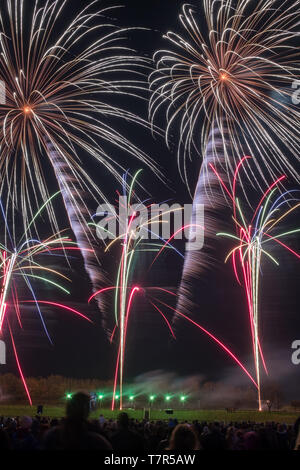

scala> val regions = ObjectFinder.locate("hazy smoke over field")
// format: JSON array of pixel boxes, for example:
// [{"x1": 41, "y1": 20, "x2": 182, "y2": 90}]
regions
[
  {"x1": 132, "y1": 369, "x2": 258, "y2": 408},
  {"x1": 134, "y1": 370, "x2": 203, "y2": 394},
  {"x1": 131, "y1": 353, "x2": 299, "y2": 407}
]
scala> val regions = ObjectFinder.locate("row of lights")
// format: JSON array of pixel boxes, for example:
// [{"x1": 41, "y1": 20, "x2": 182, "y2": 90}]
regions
[{"x1": 66, "y1": 393, "x2": 187, "y2": 402}]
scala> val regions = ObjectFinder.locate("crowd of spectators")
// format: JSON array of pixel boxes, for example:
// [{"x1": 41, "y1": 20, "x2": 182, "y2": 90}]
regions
[{"x1": 0, "y1": 393, "x2": 299, "y2": 451}]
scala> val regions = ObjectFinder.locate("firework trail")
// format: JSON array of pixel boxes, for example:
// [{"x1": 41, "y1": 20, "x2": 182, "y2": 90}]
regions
[
  {"x1": 0, "y1": 0, "x2": 159, "y2": 306},
  {"x1": 215, "y1": 157, "x2": 300, "y2": 410},
  {"x1": 177, "y1": 123, "x2": 230, "y2": 314},
  {"x1": 46, "y1": 140, "x2": 105, "y2": 312},
  {"x1": 89, "y1": 171, "x2": 257, "y2": 409},
  {"x1": 0, "y1": 196, "x2": 92, "y2": 404},
  {"x1": 89, "y1": 169, "x2": 181, "y2": 409},
  {"x1": 150, "y1": 0, "x2": 300, "y2": 305}
]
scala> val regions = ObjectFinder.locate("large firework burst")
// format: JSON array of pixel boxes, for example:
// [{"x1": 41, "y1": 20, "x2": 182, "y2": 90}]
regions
[
  {"x1": 150, "y1": 0, "x2": 300, "y2": 185},
  {"x1": 0, "y1": 0, "x2": 158, "y2": 303}
]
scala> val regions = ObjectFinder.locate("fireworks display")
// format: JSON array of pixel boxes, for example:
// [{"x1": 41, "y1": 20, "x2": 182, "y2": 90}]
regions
[
  {"x1": 0, "y1": 1, "x2": 298, "y2": 416},
  {"x1": 177, "y1": 123, "x2": 230, "y2": 315},
  {"x1": 150, "y1": 0, "x2": 300, "y2": 315},
  {"x1": 89, "y1": 171, "x2": 258, "y2": 410},
  {"x1": 0, "y1": 196, "x2": 92, "y2": 403},
  {"x1": 215, "y1": 157, "x2": 300, "y2": 410},
  {"x1": 150, "y1": 0, "x2": 300, "y2": 185},
  {"x1": 0, "y1": 0, "x2": 159, "y2": 309},
  {"x1": 89, "y1": 170, "x2": 184, "y2": 409}
]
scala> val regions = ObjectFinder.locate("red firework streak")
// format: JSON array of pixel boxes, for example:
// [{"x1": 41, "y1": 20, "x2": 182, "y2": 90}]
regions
[
  {"x1": 89, "y1": 171, "x2": 259, "y2": 410},
  {"x1": 214, "y1": 157, "x2": 300, "y2": 410},
  {"x1": 0, "y1": 234, "x2": 93, "y2": 405}
]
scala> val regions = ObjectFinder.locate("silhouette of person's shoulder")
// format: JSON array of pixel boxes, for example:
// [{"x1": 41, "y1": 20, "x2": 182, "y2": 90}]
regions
[
  {"x1": 43, "y1": 425, "x2": 112, "y2": 450},
  {"x1": 111, "y1": 429, "x2": 144, "y2": 451}
]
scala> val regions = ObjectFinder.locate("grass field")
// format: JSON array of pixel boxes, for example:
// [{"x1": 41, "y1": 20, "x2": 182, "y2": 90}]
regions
[{"x1": 0, "y1": 406, "x2": 299, "y2": 424}]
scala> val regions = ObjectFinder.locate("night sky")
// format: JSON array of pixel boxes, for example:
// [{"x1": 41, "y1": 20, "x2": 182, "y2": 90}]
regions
[{"x1": 1, "y1": 0, "x2": 299, "y2": 402}]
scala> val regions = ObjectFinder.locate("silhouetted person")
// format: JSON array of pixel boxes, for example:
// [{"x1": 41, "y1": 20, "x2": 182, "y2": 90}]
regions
[
  {"x1": 295, "y1": 431, "x2": 300, "y2": 450},
  {"x1": 111, "y1": 412, "x2": 144, "y2": 451},
  {"x1": 276, "y1": 424, "x2": 289, "y2": 451},
  {"x1": 14, "y1": 416, "x2": 37, "y2": 450},
  {"x1": 200, "y1": 422, "x2": 226, "y2": 450},
  {"x1": 294, "y1": 417, "x2": 300, "y2": 450},
  {"x1": 244, "y1": 431, "x2": 260, "y2": 450},
  {"x1": 168, "y1": 424, "x2": 201, "y2": 451},
  {"x1": 43, "y1": 392, "x2": 111, "y2": 450},
  {"x1": 0, "y1": 429, "x2": 11, "y2": 450}
]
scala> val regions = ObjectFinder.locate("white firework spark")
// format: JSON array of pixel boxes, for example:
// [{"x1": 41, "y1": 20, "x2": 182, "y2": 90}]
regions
[
  {"x1": 150, "y1": 0, "x2": 300, "y2": 187},
  {"x1": 0, "y1": 0, "x2": 159, "y2": 304}
]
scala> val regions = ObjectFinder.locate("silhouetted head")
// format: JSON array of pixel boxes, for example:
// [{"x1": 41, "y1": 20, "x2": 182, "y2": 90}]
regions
[
  {"x1": 118, "y1": 412, "x2": 129, "y2": 429},
  {"x1": 66, "y1": 392, "x2": 90, "y2": 422},
  {"x1": 168, "y1": 424, "x2": 200, "y2": 451},
  {"x1": 20, "y1": 416, "x2": 32, "y2": 430},
  {"x1": 294, "y1": 417, "x2": 300, "y2": 435},
  {"x1": 244, "y1": 431, "x2": 260, "y2": 450}
]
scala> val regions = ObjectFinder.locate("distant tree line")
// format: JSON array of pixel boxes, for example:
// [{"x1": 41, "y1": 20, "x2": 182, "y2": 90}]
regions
[
  {"x1": 0, "y1": 374, "x2": 289, "y2": 410},
  {"x1": 0, "y1": 374, "x2": 112, "y2": 404}
]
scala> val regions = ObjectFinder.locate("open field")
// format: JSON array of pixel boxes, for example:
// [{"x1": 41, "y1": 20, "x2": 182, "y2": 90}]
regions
[{"x1": 0, "y1": 406, "x2": 299, "y2": 424}]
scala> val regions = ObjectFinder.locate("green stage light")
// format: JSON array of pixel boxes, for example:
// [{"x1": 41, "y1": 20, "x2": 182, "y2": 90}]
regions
[
  {"x1": 149, "y1": 395, "x2": 155, "y2": 401},
  {"x1": 66, "y1": 393, "x2": 72, "y2": 400},
  {"x1": 180, "y1": 395, "x2": 186, "y2": 402},
  {"x1": 98, "y1": 394, "x2": 104, "y2": 400},
  {"x1": 165, "y1": 395, "x2": 171, "y2": 401},
  {"x1": 129, "y1": 395, "x2": 134, "y2": 401},
  {"x1": 115, "y1": 395, "x2": 119, "y2": 400}
]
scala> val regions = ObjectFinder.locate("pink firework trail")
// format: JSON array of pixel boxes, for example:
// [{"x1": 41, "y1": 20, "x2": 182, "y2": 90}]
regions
[
  {"x1": 89, "y1": 171, "x2": 258, "y2": 409},
  {"x1": 0, "y1": 198, "x2": 92, "y2": 404},
  {"x1": 215, "y1": 157, "x2": 300, "y2": 410}
]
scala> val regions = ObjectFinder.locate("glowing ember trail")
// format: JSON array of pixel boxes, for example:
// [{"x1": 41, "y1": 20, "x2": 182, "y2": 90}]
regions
[
  {"x1": 0, "y1": 197, "x2": 92, "y2": 404},
  {"x1": 0, "y1": 0, "x2": 160, "y2": 311},
  {"x1": 90, "y1": 171, "x2": 258, "y2": 409},
  {"x1": 215, "y1": 158, "x2": 300, "y2": 410}
]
